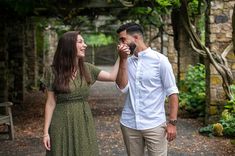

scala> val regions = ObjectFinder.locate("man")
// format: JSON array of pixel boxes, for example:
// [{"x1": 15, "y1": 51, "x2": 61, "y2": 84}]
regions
[{"x1": 116, "y1": 23, "x2": 179, "y2": 156}]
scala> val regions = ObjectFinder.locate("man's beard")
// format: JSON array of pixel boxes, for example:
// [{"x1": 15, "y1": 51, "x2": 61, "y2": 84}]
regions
[{"x1": 128, "y1": 42, "x2": 136, "y2": 55}]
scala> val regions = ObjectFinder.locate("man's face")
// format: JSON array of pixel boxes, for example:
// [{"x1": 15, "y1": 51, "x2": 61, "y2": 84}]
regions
[{"x1": 118, "y1": 30, "x2": 136, "y2": 54}]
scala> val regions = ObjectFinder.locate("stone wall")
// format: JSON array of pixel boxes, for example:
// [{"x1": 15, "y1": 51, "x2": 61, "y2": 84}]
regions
[
  {"x1": 1, "y1": 19, "x2": 25, "y2": 104},
  {"x1": 205, "y1": 0, "x2": 235, "y2": 123},
  {"x1": 42, "y1": 29, "x2": 58, "y2": 68},
  {"x1": 24, "y1": 18, "x2": 37, "y2": 90},
  {"x1": 0, "y1": 17, "x2": 9, "y2": 102}
]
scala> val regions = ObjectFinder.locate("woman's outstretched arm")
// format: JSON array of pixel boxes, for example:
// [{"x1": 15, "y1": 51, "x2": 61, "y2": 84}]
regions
[{"x1": 97, "y1": 57, "x2": 120, "y2": 82}]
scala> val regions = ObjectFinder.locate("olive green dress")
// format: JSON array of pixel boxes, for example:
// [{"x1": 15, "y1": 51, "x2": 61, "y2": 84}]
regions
[{"x1": 42, "y1": 62, "x2": 101, "y2": 156}]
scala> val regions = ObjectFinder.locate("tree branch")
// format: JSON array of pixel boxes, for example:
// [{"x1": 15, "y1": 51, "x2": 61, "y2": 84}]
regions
[{"x1": 181, "y1": 0, "x2": 234, "y2": 99}]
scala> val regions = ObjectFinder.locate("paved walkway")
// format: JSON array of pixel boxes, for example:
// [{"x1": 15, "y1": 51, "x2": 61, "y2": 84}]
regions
[{"x1": 0, "y1": 66, "x2": 234, "y2": 156}]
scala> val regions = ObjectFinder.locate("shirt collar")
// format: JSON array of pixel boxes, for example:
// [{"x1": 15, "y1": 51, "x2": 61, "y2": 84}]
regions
[{"x1": 131, "y1": 47, "x2": 151, "y2": 59}]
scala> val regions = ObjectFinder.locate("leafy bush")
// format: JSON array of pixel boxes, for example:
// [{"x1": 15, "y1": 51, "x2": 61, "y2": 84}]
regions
[
  {"x1": 220, "y1": 118, "x2": 235, "y2": 137},
  {"x1": 199, "y1": 116, "x2": 235, "y2": 138},
  {"x1": 200, "y1": 85, "x2": 235, "y2": 138},
  {"x1": 179, "y1": 64, "x2": 206, "y2": 117}
]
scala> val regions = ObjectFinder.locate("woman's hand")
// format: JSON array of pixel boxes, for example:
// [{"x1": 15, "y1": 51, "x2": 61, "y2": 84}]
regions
[
  {"x1": 117, "y1": 44, "x2": 130, "y2": 59},
  {"x1": 43, "y1": 134, "x2": 51, "y2": 151}
]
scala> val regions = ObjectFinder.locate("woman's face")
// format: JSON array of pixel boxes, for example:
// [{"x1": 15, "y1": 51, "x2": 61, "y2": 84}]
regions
[{"x1": 76, "y1": 35, "x2": 87, "y2": 58}]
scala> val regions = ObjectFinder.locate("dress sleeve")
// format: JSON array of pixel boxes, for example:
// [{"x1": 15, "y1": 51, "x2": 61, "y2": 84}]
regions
[
  {"x1": 40, "y1": 66, "x2": 55, "y2": 91},
  {"x1": 85, "y1": 62, "x2": 101, "y2": 85}
]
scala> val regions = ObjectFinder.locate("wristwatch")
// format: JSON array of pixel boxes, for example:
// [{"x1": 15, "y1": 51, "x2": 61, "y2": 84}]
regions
[{"x1": 168, "y1": 119, "x2": 177, "y2": 126}]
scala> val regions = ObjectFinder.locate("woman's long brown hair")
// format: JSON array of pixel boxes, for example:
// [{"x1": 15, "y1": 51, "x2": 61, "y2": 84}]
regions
[{"x1": 52, "y1": 31, "x2": 91, "y2": 93}]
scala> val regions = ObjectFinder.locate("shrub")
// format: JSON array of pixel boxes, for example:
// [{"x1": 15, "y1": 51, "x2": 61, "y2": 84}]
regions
[
  {"x1": 179, "y1": 64, "x2": 206, "y2": 117},
  {"x1": 200, "y1": 85, "x2": 235, "y2": 138}
]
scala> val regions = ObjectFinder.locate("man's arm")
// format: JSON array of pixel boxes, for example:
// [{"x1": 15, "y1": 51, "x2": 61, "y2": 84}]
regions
[
  {"x1": 166, "y1": 93, "x2": 179, "y2": 142},
  {"x1": 116, "y1": 44, "x2": 129, "y2": 89},
  {"x1": 168, "y1": 93, "x2": 178, "y2": 121}
]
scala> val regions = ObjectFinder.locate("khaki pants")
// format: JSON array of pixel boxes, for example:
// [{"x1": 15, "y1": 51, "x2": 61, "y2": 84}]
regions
[{"x1": 120, "y1": 123, "x2": 167, "y2": 156}]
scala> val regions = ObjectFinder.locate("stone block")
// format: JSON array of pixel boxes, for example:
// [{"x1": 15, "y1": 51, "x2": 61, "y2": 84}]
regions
[
  {"x1": 209, "y1": 65, "x2": 219, "y2": 74},
  {"x1": 231, "y1": 63, "x2": 235, "y2": 70},
  {"x1": 209, "y1": 34, "x2": 217, "y2": 43},
  {"x1": 210, "y1": 75, "x2": 222, "y2": 85},
  {"x1": 168, "y1": 54, "x2": 177, "y2": 63},
  {"x1": 209, "y1": 106, "x2": 218, "y2": 115},
  {"x1": 229, "y1": 9, "x2": 234, "y2": 19},
  {"x1": 180, "y1": 73, "x2": 186, "y2": 80},
  {"x1": 163, "y1": 47, "x2": 167, "y2": 56},
  {"x1": 217, "y1": 91, "x2": 226, "y2": 100},
  {"x1": 229, "y1": 1, "x2": 235, "y2": 7},
  {"x1": 226, "y1": 52, "x2": 235, "y2": 60},
  {"x1": 221, "y1": 24, "x2": 232, "y2": 32},
  {"x1": 210, "y1": 88, "x2": 217, "y2": 100},
  {"x1": 209, "y1": 24, "x2": 221, "y2": 33},
  {"x1": 211, "y1": 1, "x2": 224, "y2": 10},
  {"x1": 210, "y1": 9, "x2": 223, "y2": 16},
  {"x1": 210, "y1": 44, "x2": 219, "y2": 52},
  {"x1": 215, "y1": 33, "x2": 226, "y2": 42},
  {"x1": 209, "y1": 16, "x2": 214, "y2": 24},
  {"x1": 215, "y1": 14, "x2": 229, "y2": 24},
  {"x1": 225, "y1": 32, "x2": 232, "y2": 38}
]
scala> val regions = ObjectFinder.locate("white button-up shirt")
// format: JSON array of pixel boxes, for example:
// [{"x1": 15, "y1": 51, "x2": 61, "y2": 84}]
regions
[{"x1": 118, "y1": 47, "x2": 179, "y2": 130}]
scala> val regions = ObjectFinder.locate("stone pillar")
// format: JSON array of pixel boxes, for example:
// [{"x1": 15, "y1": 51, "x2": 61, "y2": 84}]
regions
[
  {"x1": 164, "y1": 16, "x2": 179, "y2": 79},
  {"x1": 0, "y1": 17, "x2": 8, "y2": 102},
  {"x1": 205, "y1": 0, "x2": 235, "y2": 123},
  {"x1": 24, "y1": 18, "x2": 38, "y2": 90},
  {"x1": 43, "y1": 29, "x2": 58, "y2": 68},
  {"x1": 5, "y1": 19, "x2": 25, "y2": 104},
  {"x1": 177, "y1": 5, "x2": 200, "y2": 81}
]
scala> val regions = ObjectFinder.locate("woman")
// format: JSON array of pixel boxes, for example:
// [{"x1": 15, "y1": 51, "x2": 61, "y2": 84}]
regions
[{"x1": 42, "y1": 31, "x2": 124, "y2": 156}]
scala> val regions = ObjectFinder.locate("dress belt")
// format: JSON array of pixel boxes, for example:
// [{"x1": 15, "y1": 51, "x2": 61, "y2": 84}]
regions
[{"x1": 56, "y1": 96, "x2": 85, "y2": 103}]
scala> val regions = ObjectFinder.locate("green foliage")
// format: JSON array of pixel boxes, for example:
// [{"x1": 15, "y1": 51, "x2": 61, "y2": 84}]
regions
[
  {"x1": 225, "y1": 85, "x2": 235, "y2": 114},
  {"x1": 220, "y1": 118, "x2": 235, "y2": 137},
  {"x1": 156, "y1": 0, "x2": 180, "y2": 7},
  {"x1": 200, "y1": 85, "x2": 235, "y2": 138},
  {"x1": 179, "y1": 64, "x2": 206, "y2": 117},
  {"x1": 83, "y1": 33, "x2": 114, "y2": 47},
  {"x1": 199, "y1": 124, "x2": 213, "y2": 136},
  {"x1": 201, "y1": 113, "x2": 235, "y2": 138},
  {"x1": 221, "y1": 109, "x2": 233, "y2": 121},
  {"x1": 188, "y1": 0, "x2": 206, "y2": 16},
  {"x1": 116, "y1": 0, "x2": 181, "y2": 30},
  {"x1": 1, "y1": 0, "x2": 35, "y2": 15},
  {"x1": 219, "y1": 85, "x2": 235, "y2": 137}
]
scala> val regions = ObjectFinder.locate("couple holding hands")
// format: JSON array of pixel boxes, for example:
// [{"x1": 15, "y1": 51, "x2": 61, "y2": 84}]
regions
[{"x1": 42, "y1": 22, "x2": 179, "y2": 156}]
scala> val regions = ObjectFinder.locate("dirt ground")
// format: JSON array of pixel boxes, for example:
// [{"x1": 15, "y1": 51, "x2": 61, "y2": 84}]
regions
[{"x1": 0, "y1": 80, "x2": 235, "y2": 156}]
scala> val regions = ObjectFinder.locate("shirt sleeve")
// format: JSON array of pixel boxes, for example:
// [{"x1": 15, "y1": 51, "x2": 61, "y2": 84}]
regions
[
  {"x1": 85, "y1": 62, "x2": 101, "y2": 85},
  {"x1": 160, "y1": 57, "x2": 179, "y2": 96},
  {"x1": 115, "y1": 82, "x2": 129, "y2": 94},
  {"x1": 39, "y1": 66, "x2": 55, "y2": 91}
]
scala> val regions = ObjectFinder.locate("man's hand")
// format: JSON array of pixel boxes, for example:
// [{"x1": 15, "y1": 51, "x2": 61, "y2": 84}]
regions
[
  {"x1": 166, "y1": 123, "x2": 177, "y2": 142},
  {"x1": 117, "y1": 44, "x2": 130, "y2": 59}
]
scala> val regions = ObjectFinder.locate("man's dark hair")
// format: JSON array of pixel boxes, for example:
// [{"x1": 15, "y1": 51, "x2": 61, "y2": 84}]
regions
[{"x1": 116, "y1": 23, "x2": 144, "y2": 36}]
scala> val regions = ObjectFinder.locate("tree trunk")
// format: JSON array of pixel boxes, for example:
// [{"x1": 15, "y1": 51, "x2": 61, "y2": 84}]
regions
[{"x1": 171, "y1": 6, "x2": 200, "y2": 81}]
